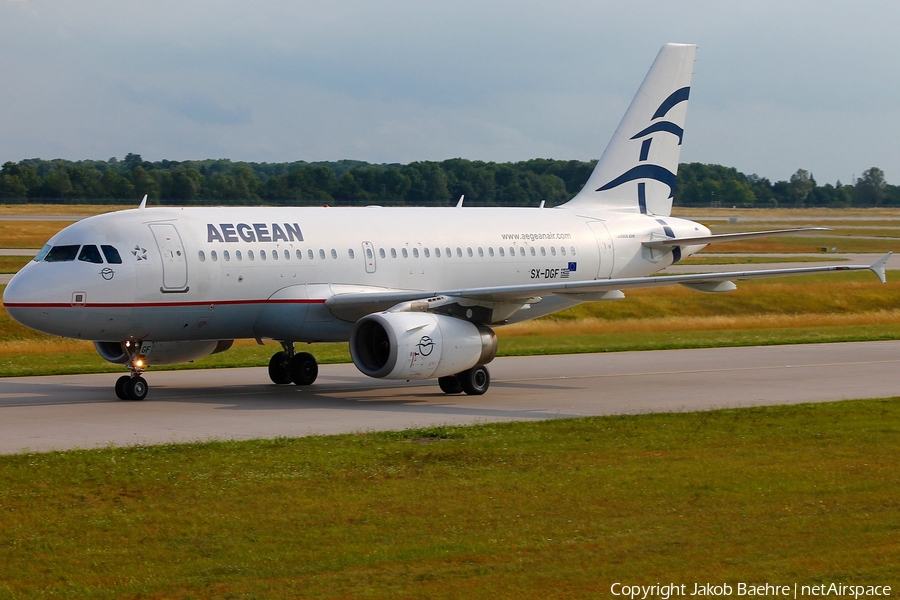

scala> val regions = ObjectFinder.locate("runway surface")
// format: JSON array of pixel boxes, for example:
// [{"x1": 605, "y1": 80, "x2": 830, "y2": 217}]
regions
[{"x1": 2, "y1": 341, "x2": 899, "y2": 455}]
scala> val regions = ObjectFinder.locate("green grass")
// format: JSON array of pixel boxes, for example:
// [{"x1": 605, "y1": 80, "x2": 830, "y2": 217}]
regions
[
  {"x1": 0, "y1": 256, "x2": 30, "y2": 273},
  {"x1": 0, "y1": 400, "x2": 897, "y2": 598}
]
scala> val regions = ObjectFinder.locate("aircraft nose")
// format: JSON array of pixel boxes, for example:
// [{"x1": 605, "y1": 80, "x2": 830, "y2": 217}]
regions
[{"x1": 2, "y1": 264, "x2": 46, "y2": 328}]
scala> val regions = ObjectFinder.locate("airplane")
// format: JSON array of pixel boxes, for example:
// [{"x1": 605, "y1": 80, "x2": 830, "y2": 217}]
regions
[{"x1": 2, "y1": 43, "x2": 890, "y2": 401}]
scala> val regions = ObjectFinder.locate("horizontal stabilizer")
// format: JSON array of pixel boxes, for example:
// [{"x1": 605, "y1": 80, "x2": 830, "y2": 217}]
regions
[{"x1": 642, "y1": 227, "x2": 831, "y2": 249}]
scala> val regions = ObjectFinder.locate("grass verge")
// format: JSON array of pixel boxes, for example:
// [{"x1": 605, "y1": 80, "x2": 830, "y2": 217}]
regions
[{"x1": 0, "y1": 400, "x2": 897, "y2": 598}]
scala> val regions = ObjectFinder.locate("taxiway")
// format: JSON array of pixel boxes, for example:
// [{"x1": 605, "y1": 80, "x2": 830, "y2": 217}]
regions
[{"x1": 1, "y1": 341, "x2": 899, "y2": 454}]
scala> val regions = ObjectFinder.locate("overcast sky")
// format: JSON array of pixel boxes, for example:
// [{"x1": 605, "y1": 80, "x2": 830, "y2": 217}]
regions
[{"x1": 2, "y1": 0, "x2": 898, "y2": 185}]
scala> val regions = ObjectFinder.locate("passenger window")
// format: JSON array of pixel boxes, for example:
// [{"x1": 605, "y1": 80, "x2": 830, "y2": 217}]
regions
[
  {"x1": 248, "y1": 250, "x2": 255, "y2": 260},
  {"x1": 199, "y1": 250, "x2": 206, "y2": 262},
  {"x1": 272, "y1": 250, "x2": 278, "y2": 260},
  {"x1": 499, "y1": 247, "x2": 505, "y2": 257},
  {"x1": 457, "y1": 247, "x2": 462, "y2": 257},
  {"x1": 488, "y1": 247, "x2": 494, "y2": 257},
  {"x1": 530, "y1": 247, "x2": 536, "y2": 256},
  {"x1": 436, "y1": 248, "x2": 441, "y2": 258},
  {"x1": 45, "y1": 245, "x2": 80, "y2": 262},
  {"x1": 284, "y1": 249, "x2": 290, "y2": 260},
  {"x1": 101, "y1": 245, "x2": 122, "y2": 264},
  {"x1": 296, "y1": 249, "x2": 302, "y2": 260},
  {"x1": 402, "y1": 248, "x2": 408, "y2": 258},
  {"x1": 236, "y1": 250, "x2": 243, "y2": 261},
  {"x1": 467, "y1": 247, "x2": 473, "y2": 257},
  {"x1": 379, "y1": 248, "x2": 386, "y2": 259},
  {"x1": 510, "y1": 246, "x2": 516, "y2": 256},
  {"x1": 224, "y1": 250, "x2": 231, "y2": 261},
  {"x1": 550, "y1": 246, "x2": 556, "y2": 256},
  {"x1": 413, "y1": 248, "x2": 419, "y2": 258},
  {"x1": 366, "y1": 248, "x2": 373, "y2": 259},
  {"x1": 319, "y1": 249, "x2": 326, "y2": 260},
  {"x1": 331, "y1": 249, "x2": 337, "y2": 259},
  {"x1": 571, "y1": 246, "x2": 577, "y2": 256},
  {"x1": 350, "y1": 249, "x2": 356, "y2": 259},
  {"x1": 477, "y1": 247, "x2": 484, "y2": 257},
  {"x1": 308, "y1": 249, "x2": 314, "y2": 259},
  {"x1": 391, "y1": 248, "x2": 397, "y2": 258},
  {"x1": 540, "y1": 247, "x2": 546, "y2": 256},
  {"x1": 560, "y1": 246, "x2": 566, "y2": 256},
  {"x1": 211, "y1": 250, "x2": 218, "y2": 262},
  {"x1": 260, "y1": 250, "x2": 266, "y2": 261},
  {"x1": 445, "y1": 247, "x2": 451, "y2": 257},
  {"x1": 424, "y1": 248, "x2": 430, "y2": 258}
]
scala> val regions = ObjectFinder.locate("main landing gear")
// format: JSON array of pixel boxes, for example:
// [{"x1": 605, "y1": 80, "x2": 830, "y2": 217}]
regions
[
  {"x1": 438, "y1": 365, "x2": 490, "y2": 396},
  {"x1": 268, "y1": 342, "x2": 319, "y2": 386}
]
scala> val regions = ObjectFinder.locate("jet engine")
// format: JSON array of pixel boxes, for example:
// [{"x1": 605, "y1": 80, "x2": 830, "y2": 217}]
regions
[
  {"x1": 350, "y1": 312, "x2": 497, "y2": 380},
  {"x1": 94, "y1": 340, "x2": 234, "y2": 365}
]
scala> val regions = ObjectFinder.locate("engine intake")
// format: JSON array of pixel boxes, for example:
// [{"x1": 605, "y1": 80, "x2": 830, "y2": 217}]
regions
[{"x1": 350, "y1": 312, "x2": 496, "y2": 380}]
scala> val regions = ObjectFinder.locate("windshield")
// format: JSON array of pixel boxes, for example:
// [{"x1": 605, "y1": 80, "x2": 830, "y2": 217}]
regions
[{"x1": 44, "y1": 245, "x2": 80, "y2": 262}]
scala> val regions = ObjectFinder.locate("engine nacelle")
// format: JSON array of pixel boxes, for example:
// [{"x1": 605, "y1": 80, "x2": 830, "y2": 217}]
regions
[
  {"x1": 94, "y1": 340, "x2": 234, "y2": 365},
  {"x1": 350, "y1": 312, "x2": 497, "y2": 380}
]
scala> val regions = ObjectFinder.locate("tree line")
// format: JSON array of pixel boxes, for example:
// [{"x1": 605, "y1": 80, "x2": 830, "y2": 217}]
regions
[{"x1": 0, "y1": 154, "x2": 896, "y2": 208}]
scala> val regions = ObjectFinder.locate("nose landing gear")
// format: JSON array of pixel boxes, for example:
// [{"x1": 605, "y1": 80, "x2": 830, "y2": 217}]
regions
[
  {"x1": 115, "y1": 374, "x2": 148, "y2": 401},
  {"x1": 268, "y1": 342, "x2": 319, "y2": 386},
  {"x1": 114, "y1": 340, "x2": 149, "y2": 401}
]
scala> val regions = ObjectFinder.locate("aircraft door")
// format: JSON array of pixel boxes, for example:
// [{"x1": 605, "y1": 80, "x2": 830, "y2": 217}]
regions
[
  {"x1": 362, "y1": 241, "x2": 376, "y2": 274},
  {"x1": 588, "y1": 221, "x2": 614, "y2": 279},
  {"x1": 149, "y1": 223, "x2": 189, "y2": 292}
]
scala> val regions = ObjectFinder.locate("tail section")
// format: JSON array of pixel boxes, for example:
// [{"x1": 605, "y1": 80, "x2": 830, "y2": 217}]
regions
[{"x1": 564, "y1": 43, "x2": 697, "y2": 216}]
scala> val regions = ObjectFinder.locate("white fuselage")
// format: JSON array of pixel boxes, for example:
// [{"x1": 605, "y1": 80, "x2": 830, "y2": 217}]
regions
[{"x1": 3, "y1": 205, "x2": 709, "y2": 344}]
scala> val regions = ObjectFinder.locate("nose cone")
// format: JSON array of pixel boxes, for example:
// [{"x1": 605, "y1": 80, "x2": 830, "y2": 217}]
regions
[{"x1": 3, "y1": 262, "x2": 50, "y2": 330}]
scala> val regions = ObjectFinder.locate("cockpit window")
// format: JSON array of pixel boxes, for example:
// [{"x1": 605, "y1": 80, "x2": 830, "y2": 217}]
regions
[
  {"x1": 78, "y1": 245, "x2": 104, "y2": 264},
  {"x1": 44, "y1": 245, "x2": 80, "y2": 262},
  {"x1": 101, "y1": 245, "x2": 122, "y2": 264},
  {"x1": 33, "y1": 244, "x2": 51, "y2": 262}
]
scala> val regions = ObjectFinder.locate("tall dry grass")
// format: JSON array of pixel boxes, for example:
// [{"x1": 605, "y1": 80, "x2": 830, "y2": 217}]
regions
[{"x1": 499, "y1": 309, "x2": 900, "y2": 337}]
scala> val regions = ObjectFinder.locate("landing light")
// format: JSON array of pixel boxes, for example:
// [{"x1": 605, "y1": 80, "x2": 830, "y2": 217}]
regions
[{"x1": 134, "y1": 359, "x2": 144, "y2": 368}]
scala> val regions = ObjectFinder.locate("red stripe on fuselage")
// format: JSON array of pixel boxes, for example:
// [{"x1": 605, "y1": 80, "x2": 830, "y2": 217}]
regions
[{"x1": 2, "y1": 298, "x2": 327, "y2": 309}]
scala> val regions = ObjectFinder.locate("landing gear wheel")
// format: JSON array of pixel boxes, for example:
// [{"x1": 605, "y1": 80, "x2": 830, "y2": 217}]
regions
[
  {"x1": 289, "y1": 352, "x2": 318, "y2": 386},
  {"x1": 268, "y1": 351, "x2": 293, "y2": 385},
  {"x1": 124, "y1": 376, "x2": 148, "y2": 401},
  {"x1": 459, "y1": 365, "x2": 490, "y2": 396},
  {"x1": 115, "y1": 375, "x2": 130, "y2": 400},
  {"x1": 438, "y1": 375, "x2": 463, "y2": 394}
]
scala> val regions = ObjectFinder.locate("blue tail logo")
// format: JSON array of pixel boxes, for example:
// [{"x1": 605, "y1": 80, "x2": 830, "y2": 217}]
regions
[{"x1": 595, "y1": 86, "x2": 690, "y2": 213}]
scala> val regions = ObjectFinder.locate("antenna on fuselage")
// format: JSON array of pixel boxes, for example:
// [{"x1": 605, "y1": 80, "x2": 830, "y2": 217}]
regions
[
  {"x1": 139, "y1": 194, "x2": 148, "y2": 210},
  {"x1": 456, "y1": 195, "x2": 464, "y2": 208}
]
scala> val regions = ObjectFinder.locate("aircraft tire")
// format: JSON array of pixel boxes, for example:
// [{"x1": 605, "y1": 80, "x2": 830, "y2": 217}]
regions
[
  {"x1": 125, "y1": 376, "x2": 149, "y2": 401},
  {"x1": 115, "y1": 375, "x2": 130, "y2": 400},
  {"x1": 268, "y1": 351, "x2": 293, "y2": 385},
  {"x1": 289, "y1": 352, "x2": 318, "y2": 386},
  {"x1": 438, "y1": 375, "x2": 463, "y2": 394},
  {"x1": 459, "y1": 365, "x2": 490, "y2": 396}
]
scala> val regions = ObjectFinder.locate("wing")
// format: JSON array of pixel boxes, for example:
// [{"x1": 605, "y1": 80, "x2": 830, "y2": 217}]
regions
[{"x1": 324, "y1": 253, "x2": 891, "y2": 323}]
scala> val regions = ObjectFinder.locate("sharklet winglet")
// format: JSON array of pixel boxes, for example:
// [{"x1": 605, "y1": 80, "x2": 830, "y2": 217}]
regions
[{"x1": 869, "y1": 252, "x2": 891, "y2": 284}]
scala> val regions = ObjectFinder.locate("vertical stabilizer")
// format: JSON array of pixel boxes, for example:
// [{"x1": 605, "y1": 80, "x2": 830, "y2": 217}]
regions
[{"x1": 563, "y1": 43, "x2": 696, "y2": 216}]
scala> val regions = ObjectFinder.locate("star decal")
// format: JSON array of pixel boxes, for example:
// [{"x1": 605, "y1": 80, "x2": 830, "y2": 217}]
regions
[{"x1": 132, "y1": 245, "x2": 148, "y2": 261}]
